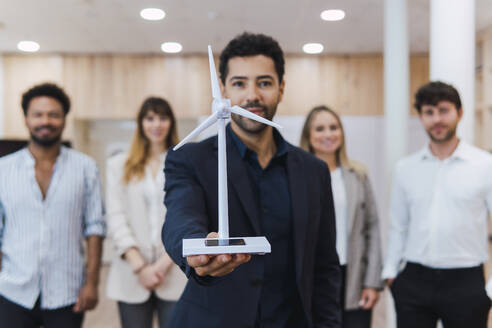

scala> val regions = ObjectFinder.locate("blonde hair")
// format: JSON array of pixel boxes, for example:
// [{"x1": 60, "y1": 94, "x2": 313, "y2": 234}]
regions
[
  {"x1": 123, "y1": 97, "x2": 179, "y2": 184},
  {"x1": 300, "y1": 105, "x2": 367, "y2": 178}
]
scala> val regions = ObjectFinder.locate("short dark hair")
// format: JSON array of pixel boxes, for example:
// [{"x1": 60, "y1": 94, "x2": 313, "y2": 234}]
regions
[
  {"x1": 21, "y1": 83, "x2": 71, "y2": 116},
  {"x1": 219, "y1": 32, "x2": 285, "y2": 84},
  {"x1": 414, "y1": 81, "x2": 462, "y2": 113}
]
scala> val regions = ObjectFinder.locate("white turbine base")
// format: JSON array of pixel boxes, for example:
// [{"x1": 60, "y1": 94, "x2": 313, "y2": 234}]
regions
[{"x1": 182, "y1": 236, "x2": 271, "y2": 256}]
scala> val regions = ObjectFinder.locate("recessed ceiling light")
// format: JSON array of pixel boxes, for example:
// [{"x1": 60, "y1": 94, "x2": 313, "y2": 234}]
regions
[
  {"x1": 140, "y1": 8, "x2": 166, "y2": 21},
  {"x1": 302, "y1": 43, "x2": 323, "y2": 54},
  {"x1": 161, "y1": 42, "x2": 182, "y2": 53},
  {"x1": 17, "y1": 41, "x2": 40, "y2": 52},
  {"x1": 321, "y1": 9, "x2": 345, "y2": 21}
]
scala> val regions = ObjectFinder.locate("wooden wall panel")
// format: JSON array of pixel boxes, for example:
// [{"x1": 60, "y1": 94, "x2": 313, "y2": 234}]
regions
[
  {"x1": 333, "y1": 56, "x2": 384, "y2": 116},
  {"x1": 63, "y1": 55, "x2": 212, "y2": 120},
  {"x1": 479, "y1": 29, "x2": 492, "y2": 150},
  {"x1": 160, "y1": 56, "x2": 211, "y2": 118},
  {"x1": 62, "y1": 56, "x2": 94, "y2": 119},
  {"x1": 3, "y1": 53, "x2": 431, "y2": 139},
  {"x1": 281, "y1": 54, "x2": 426, "y2": 116},
  {"x1": 280, "y1": 56, "x2": 322, "y2": 115},
  {"x1": 483, "y1": 34, "x2": 492, "y2": 108},
  {"x1": 281, "y1": 55, "x2": 385, "y2": 116},
  {"x1": 409, "y1": 55, "x2": 430, "y2": 115}
]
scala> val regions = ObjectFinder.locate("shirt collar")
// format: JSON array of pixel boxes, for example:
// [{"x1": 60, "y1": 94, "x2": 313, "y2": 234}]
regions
[
  {"x1": 451, "y1": 140, "x2": 474, "y2": 161},
  {"x1": 227, "y1": 123, "x2": 288, "y2": 160},
  {"x1": 420, "y1": 140, "x2": 472, "y2": 162},
  {"x1": 22, "y1": 145, "x2": 67, "y2": 167}
]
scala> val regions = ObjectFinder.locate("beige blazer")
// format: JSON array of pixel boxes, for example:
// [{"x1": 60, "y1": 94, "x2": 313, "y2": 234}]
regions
[
  {"x1": 341, "y1": 166, "x2": 384, "y2": 310},
  {"x1": 105, "y1": 153, "x2": 187, "y2": 303}
]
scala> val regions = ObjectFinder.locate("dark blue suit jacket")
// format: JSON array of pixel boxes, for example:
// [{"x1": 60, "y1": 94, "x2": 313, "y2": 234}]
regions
[{"x1": 162, "y1": 132, "x2": 341, "y2": 328}]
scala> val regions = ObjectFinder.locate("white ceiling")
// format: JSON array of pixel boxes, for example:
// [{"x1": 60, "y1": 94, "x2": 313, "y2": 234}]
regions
[{"x1": 0, "y1": 0, "x2": 491, "y2": 55}]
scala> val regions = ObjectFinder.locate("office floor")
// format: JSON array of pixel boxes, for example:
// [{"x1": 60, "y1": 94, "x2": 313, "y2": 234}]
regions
[{"x1": 84, "y1": 247, "x2": 492, "y2": 328}]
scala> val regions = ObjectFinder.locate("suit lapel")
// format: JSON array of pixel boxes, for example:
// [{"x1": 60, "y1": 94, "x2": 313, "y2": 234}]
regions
[
  {"x1": 219, "y1": 137, "x2": 263, "y2": 235},
  {"x1": 287, "y1": 149, "x2": 308, "y2": 282},
  {"x1": 342, "y1": 167, "x2": 358, "y2": 235}
]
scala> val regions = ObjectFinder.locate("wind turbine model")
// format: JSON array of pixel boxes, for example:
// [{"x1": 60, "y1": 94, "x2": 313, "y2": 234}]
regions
[{"x1": 175, "y1": 46, "x2": 281, "y2": 257}]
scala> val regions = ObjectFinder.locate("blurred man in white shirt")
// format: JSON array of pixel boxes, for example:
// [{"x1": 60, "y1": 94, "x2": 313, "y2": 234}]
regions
[
  {"x1": 0, "y1": 83, "x2": 106, "y2": 328},
  {"x1": 382, "y1": 81, "x2": 492, "y2": 328}
]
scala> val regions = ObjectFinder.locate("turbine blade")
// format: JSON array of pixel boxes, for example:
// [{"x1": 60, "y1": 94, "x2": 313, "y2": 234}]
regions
[
  {"x1": 208, "y1": 45, "x2": 222, "y2": 100},
  {"x1": 230, "y1": 106, "x2": 282, "y2": 129},
  {"x1": 173, "y1": 113, "x2": 218, "y2": 150}
]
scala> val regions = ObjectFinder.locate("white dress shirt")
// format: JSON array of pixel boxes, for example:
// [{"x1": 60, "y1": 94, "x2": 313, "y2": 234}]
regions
[
  {"x1": 331, "y1": 167, "x2": 348, "y2": 266},
  {"x1": 0, "y1": 147, "x2": 106, "y2": 309},
  {"x1": 382, "y1": 141, "x2": 492, "y2": 296},
  {"x1": 143, "y1": 153, "x2": 167, "y2": 261}
]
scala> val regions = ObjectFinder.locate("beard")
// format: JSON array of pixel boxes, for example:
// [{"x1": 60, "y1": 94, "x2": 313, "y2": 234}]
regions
[
  {"x1": 30, "y1": 125, "x2": 62, "y2": 147},
  {"x1": 427, "y1": 124, "x2": 457, "y2": 144},
  {"x1": 231, "y1": 101, "x2": 277, "y2": 134}
]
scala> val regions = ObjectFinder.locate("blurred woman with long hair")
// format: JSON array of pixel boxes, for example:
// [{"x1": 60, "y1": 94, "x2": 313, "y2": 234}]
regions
[
  {"x1": 300, "y1": 105, "x2": 383, "y2": 328},
  {"x1": 106, "y1": 97, "x2": 186, "y2": 328}
]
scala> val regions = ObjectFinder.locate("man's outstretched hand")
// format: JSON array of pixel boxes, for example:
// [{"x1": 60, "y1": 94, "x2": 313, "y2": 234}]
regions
[{"x1": 187, "y1": 232, "x2": 251, "y2": 277}]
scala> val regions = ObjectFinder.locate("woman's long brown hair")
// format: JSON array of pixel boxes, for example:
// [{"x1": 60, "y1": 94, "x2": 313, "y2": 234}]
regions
[{"x1": 123, "y1": 97, "x2": 178, "y2": 184}]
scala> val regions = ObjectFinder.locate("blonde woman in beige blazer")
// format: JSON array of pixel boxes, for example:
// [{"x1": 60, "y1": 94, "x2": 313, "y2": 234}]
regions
[
  {"x1": 301, "y1": 106, "x2": 384, "y2": 328},
  {"x1": 106, "y1": 97, "x2": 187, "y2": 328}
]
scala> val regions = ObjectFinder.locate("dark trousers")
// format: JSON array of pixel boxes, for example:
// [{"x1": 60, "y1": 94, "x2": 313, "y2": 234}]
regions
[
  {"x1": 117, "y1": 292, "x2": 176, "y2": 328},
  {"x1": 0, "y1": 294, "x2": 83, "y2": 328},
  {"x1": 340, "y1": 265, "x2": 372, "y2": 328},
  {"x1": 391, "y1": 262, "x2": 491, "y2": 328}
]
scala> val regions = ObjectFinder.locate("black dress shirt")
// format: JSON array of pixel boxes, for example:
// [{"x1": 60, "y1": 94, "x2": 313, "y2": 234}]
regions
[{"x1": 228, "y1": 125, "x2": 306, "y2": 328}]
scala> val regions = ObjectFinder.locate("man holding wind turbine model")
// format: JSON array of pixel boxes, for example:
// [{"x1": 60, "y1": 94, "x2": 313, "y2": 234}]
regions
[{"x1": 162, "y1": 32, "x2": 341, "y2": 328}]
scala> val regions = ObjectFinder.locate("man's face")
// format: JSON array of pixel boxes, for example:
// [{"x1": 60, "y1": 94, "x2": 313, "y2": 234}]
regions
[
  {"x1": 419, "y1": 100, "x2": 462, "y2": 144},
  {"x1": 25, "y1": 96, "x2": 65, "y2": 147},
  {"x1": 221, "y1": 55, "x2": 284, "y2": 134}
]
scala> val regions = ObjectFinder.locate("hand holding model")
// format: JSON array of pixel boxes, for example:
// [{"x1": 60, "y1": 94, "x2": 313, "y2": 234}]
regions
[{"x1": 187, "y1": 232, "x2": 251, "y2": 277}]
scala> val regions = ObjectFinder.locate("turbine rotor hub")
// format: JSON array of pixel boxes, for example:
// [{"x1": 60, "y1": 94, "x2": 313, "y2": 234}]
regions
[{"x1": 213, "y1": 98, "x2": 231, "y2": 119}]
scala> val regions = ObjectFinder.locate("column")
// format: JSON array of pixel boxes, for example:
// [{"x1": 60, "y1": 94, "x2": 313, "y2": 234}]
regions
[
  {"x1": 384, "y1": 0, "x2": 409, "y2": 327},
  {"x1": 430, "y1": 0, "x2": 475, "y2": 143}
]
